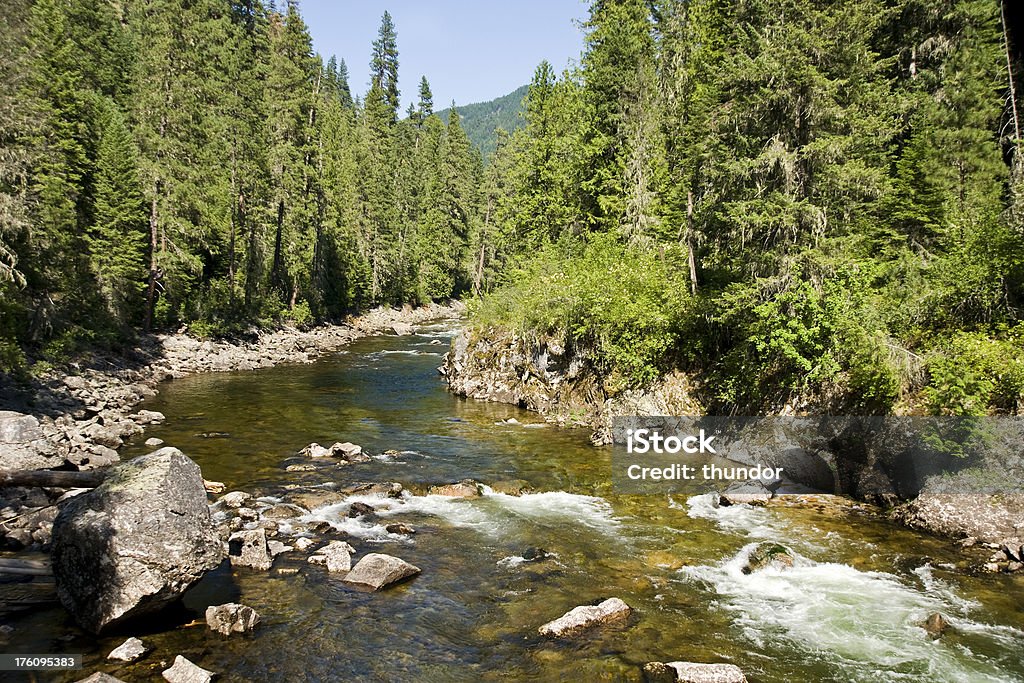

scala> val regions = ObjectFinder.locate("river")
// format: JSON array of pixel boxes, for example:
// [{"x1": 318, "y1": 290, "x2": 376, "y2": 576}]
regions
[{"x1": 13, "y1": 320, "x2": 1024, "y2": 682}]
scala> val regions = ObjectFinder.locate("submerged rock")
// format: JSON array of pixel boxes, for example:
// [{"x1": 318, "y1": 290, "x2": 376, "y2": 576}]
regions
[
  {"x1": 348, "y1": 501, "x2": 375, "y2": 517},
  {"x1": 344, "y1": 553, "x2": 420, "y2": 590},
  {"x1": 720, "y1": 482, "x2": 772, "y2": 506},
  {"x1": 205, "y1": 602, "x2": 261, "y2": 635},
  {"x1": 741, "y1": 542, "x2": 795, "y2": 574},
  {"x1": 228, "y1": 528, "x2": 273, "y2": 570},
  {"x1": 921, "y1": 612, "x2": 951, "y2": 639},
  {"x1": 428, "y1": 479, "x2": 482, "y2": 498},
  {"x1": 385, "y1": 523, "x2": 416, "y2": 535},
  {"x1": 162, "y1": 655, "x2": 215, "y2": 683},
  {"x1": 107, "y1": 636, "x2": 148, "y2": 662},
  {"x1": 643, "y1": 661, "x2": 747, "y2": 683},
  {"x1": 307, "y1": 541, "x2": 356, "y2": 572},
  {"x1": 538, "y1": 597, "x2": 632, "y2": 638},
  {"x1": 50, "y1": 448, "x2": 225, "y2": 633}
]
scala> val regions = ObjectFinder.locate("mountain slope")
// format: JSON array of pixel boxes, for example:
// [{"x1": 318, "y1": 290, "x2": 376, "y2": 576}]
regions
[{"x1": 439, "y1": 85, "x2": 528, "y2": 159}]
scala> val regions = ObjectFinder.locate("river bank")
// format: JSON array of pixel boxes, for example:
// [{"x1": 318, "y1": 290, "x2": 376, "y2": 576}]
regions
[
  {"x1": 441, "y1": 325, "x2": 1024, "y2": 572},
  {"x1": 0, "y1": 302, "x2": 464, "y2": 551}
]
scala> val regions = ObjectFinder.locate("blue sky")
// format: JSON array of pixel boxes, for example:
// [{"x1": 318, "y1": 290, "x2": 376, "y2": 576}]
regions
[{"x1": 298, "y1": 0, "x2": 589, "y2": 110}]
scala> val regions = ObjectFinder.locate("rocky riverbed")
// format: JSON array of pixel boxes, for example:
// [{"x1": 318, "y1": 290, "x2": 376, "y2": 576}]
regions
[{"x1": 0, "y1": 302, "x2": 463, "y2": 552}]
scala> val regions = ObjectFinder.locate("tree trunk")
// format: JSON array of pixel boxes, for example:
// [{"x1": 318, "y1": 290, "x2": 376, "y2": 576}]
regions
[
  {"x1": 686, "y1": 191, "x2": 698, "y2": 296},
  {"x1": 0, "y1": 468, "x2": 109, "y2": 488},
  {"x1": 144, "y1": 191, "x2": 159, "y2": 331}
]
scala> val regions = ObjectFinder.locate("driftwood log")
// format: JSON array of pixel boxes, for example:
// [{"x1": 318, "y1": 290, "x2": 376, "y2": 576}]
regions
[{"x1": 0, "y1": 468, "x2": 109, "y2": 489}]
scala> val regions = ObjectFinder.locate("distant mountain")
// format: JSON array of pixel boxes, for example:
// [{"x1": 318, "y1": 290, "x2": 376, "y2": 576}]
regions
[{"x1": 438, "y1": 85, "x2": 528, "y2": 160}]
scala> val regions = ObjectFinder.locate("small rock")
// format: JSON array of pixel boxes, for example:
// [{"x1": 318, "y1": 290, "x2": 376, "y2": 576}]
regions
[
  {"x1": 428, "y1": 479, "x2": 482, "y2": 498},
  {"x1": 286, "y1": 463, "x2": 318, "y2": 472},
  {"x1": 489, "y1": 480, "x2": 532, "y2": 496},
  {"x1": 643, "y1": 661, "x2": 748, "y2": 683},
  {"x1": 522, "y1": 547, "x2": 553, "y2": 561},
  {"x1": 1008, "y1": 561, "x2": 1023, "y2": 572},
  {"x1": 237, "y1": 507, "x2": 258, "y2": 521},
  {"x1": 135, "y1": 410, "x2": 166, "y2": 425},
  {"x1": 385, "y1": 523, "x2": 416, "y2": 535},
  {"x1": 205, "y1": 602, "x2": 261, "y2": 635},
  {"x1": 921, "y1": 612, "x2": 951, "y2": 639},
  {"x1": 720, "y1": 482, "x2": 772, "y2": 506},
  {"x1": 348, "y1": 502, "x2": 375, "y2": 518},
  {"x1": 262, "y1": 504, "x2": 305, "y2": 521},
  {"x1": 267, "y1": 540, "x2": 292, "y2": 556},
  {"x1": 294, "y1": 537, "x2": 316, "y2": 551},
  {"x1": 391, "y1": 322, "x2": 414, "y2": 336},
  {"x1": 287, "y1": 490, "x2": 345, "y2": 510},
  {"x1": 107, "y1": 636, "x2": 147, "y2": 662},
  {"x1": 220, "y1": 491, "x2": 252, "y2": 509},
  {"x1": 1001, "y1": 543, "x2": 1023, "y2": 562},
  {"x1": 204, "y1": 480, "x2": 226, "y2": 494},
  {"x1": 76, "y1": 674, "x2": 126, "y2": 683},
  {"x1": 741, "y1": 542, "x2": 794, "y2": 574},
  {"x1": 331, "y1": 442, "x2": 365, "y2": 460},
  {"x1": 144, "y1": 437, "x2": 165, "y2": 447},
  {"x1": 538, "y1": 597, "x2": 632, "y2": 638},
  {"x1": 307, "y1": 540, "x2": 356, "y2": 572},
  {"x1": 343, "y1": 553, "x2": 420, "y2": 590},
  {"x1": 301, "y1": 442, "x2": 331, "y2": 458},
  {"x1": 983, "y1": 562, "x2": 1001, "y2": 572},
  {"x1": 228, "y1": 528, "x2": 273, "y2": 570},
  {"x1": 162, "y1": 655, "x2": 214, "y2": 683}
]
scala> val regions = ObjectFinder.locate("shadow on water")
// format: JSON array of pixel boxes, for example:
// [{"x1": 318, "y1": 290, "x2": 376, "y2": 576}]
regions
[{"x1": 7, "y1": 321, "x2": 1024, "y2": 682}]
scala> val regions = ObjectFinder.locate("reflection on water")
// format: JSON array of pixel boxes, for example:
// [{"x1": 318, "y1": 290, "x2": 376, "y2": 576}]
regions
[{"x1": 9, "y1": 321, "x2": 1024, "y2": 682}]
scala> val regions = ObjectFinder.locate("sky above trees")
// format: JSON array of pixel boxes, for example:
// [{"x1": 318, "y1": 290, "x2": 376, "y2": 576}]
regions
[{"x1": 299, "y1": 0, "x2": 588, "y2": 109}]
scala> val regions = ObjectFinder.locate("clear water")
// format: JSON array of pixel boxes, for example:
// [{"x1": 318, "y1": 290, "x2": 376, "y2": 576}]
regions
[{"x1": 9, "y1": 322, "x2": 1024, "y2": 682}]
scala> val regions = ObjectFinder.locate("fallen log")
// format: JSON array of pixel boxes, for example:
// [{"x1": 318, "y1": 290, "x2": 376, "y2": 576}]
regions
[{"x1": 0, "y1": 469, "x2": 109, "y2": 489}]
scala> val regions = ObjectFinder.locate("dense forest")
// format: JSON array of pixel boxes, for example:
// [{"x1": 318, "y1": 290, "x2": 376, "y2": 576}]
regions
[
  {"x1": 0, "y1": 0, "x2": 482, "y2": 366},
  {"x1": 2, "y1": 0, "x2": 1024, "y2": 417},
  {"x1": 475, "y1": 0, "x2": 1024, "y2": 416}
]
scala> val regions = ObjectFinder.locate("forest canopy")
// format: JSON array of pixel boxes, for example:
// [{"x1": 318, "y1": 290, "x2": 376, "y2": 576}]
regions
[{"x1": 1, "y1": 0, "x2": 1023, "y2": 417}]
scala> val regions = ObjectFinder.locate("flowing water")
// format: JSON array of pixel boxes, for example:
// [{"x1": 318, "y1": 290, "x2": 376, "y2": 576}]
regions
[{"x1": 9, "y1": 321, "x2": 1024, "y2": 682}]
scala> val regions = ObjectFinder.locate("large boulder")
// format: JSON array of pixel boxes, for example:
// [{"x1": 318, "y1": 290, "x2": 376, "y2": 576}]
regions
[
  {"x1": 538, "y1": 597, "x2": 632, "y2": 638},
  {"x1": 50, "y1": 448, "x2": 225, "y2": 633},
  {"x1": 0, "y1": 410, "x2": 57, "y2": 469},
  {"x1": 343, "y1": 553, "x2": 420, "y2": 589}
]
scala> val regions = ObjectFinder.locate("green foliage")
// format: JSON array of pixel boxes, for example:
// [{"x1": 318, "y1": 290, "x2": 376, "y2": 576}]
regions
[{"x1": 476, "y1": 233, "x2": 690, "y2": 386}]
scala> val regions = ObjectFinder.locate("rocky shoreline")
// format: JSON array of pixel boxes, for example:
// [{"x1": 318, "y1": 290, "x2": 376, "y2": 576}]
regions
[
  {"x1": 441, "y1": 325, "x2": 1024, "y2": 571},
  {"x1": 0, "y1": 302, "x2": 464, "y2": 551}
]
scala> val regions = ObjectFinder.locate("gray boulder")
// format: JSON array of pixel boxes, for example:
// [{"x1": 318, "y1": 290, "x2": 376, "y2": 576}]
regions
[
  {"x1": 307, "y1": 540, "x2": 355, "y2": 572},
  {"x1": 343, "y1": 553, "x2": 420, "y2": 589},
  {"x1": 107, "y1": 636, "x2": 147, "y2": 662},
  {"x1": 162, "y1": 655, "x2": 214, "y2": 683},
  {"x1": 643, "y1": 661, "x2": 747, "y2": 683},
  {"x1": 428, "y1": 480, "x2": 482, "y2": 498},
  {"x1": 228, "y1": 528, "x2": 273, "y2": 570},
  {"x1": 51, "y1": 448, "x2": 225, "y2": 633},
  {"x1": 538, "y1": 597, "x2": 632, "y2": 638},
  {"x1": 0, "y1": 410, "x2": 56, "y2": 469},
  {"x1": 205, "y1": 602, "x2": 261, "y2": 635}
]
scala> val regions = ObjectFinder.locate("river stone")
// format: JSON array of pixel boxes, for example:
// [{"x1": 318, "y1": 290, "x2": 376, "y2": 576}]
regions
[
  {"x1": 144, "y1": 437, "x2": 165, "y2": 447},
  {"x1": 391, "y1": 322, "x2": 414, "y2": 336},
  {"x1": 643, "y1": 661, "x2": 748, "y2": 683},
  {"x1": 307, "y1": 540, "x2": 355, "y2": 572},
  {"x1": 262, "y1": 503, "x2": 306, "y2": 520},
  {"x1": 205, "y1": 602, "x2": 261, "y2": 635},
  {"x1": 343, "y1": 553, "x2": 420, "y2": 589},
  {"x1": 348, "y1": 501, "x2": 375, "y2": 517},
  {"x1": 287, "y1": 489, "x2": 346, "y2": 510},
  {"x1": 294, "y1": 536, "x2": 316, "y2": 551},
  {"x1": 76, "y1": 674, "x2": 127, "y2": 683},
  {"x1": 720, "y1": 482, "x2": 772, "y2": 506},
  {"x1": 107, "y1": 636, "x2": 148, "y2": 662},
  {"x1": 740, "y1": 542, "x2": 794, "y2": 574},
  {"x1": 50, "y1": 448, "x2": 225, "y2": 634},
  {"x1": 301, "y1": 442, "x2": 331, "y2": 458},
  {"x1": 133, "y1": 410, "x2": 165, "y2": 425},
  {"x1": 331, "y1": 442, "x2": 365, "y2": 460},
  {"x1": 0, "y1": 410, "x2": 56, "y2": 469},
  {"x1": 489, "y1": 479, "x2": 533, "y2": 496},
  {"x1": 162, "y1": 655, "x2": 214, "y2": 683},
  {"x1": 219, "y1": 491, "x2": 252, "y2": 509},
  {"x1": 229, "y1": 528, "x2": 273, "y2": 570},
  {"x1": 921, "y1": 612, "x2": 950, "y2": 639},
  {"x1": 537, "y1": 597, "x2": 632, "y2": 638},
  {"x1": 428, "y1": 479, "x2": 482, "y2": 498}
]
